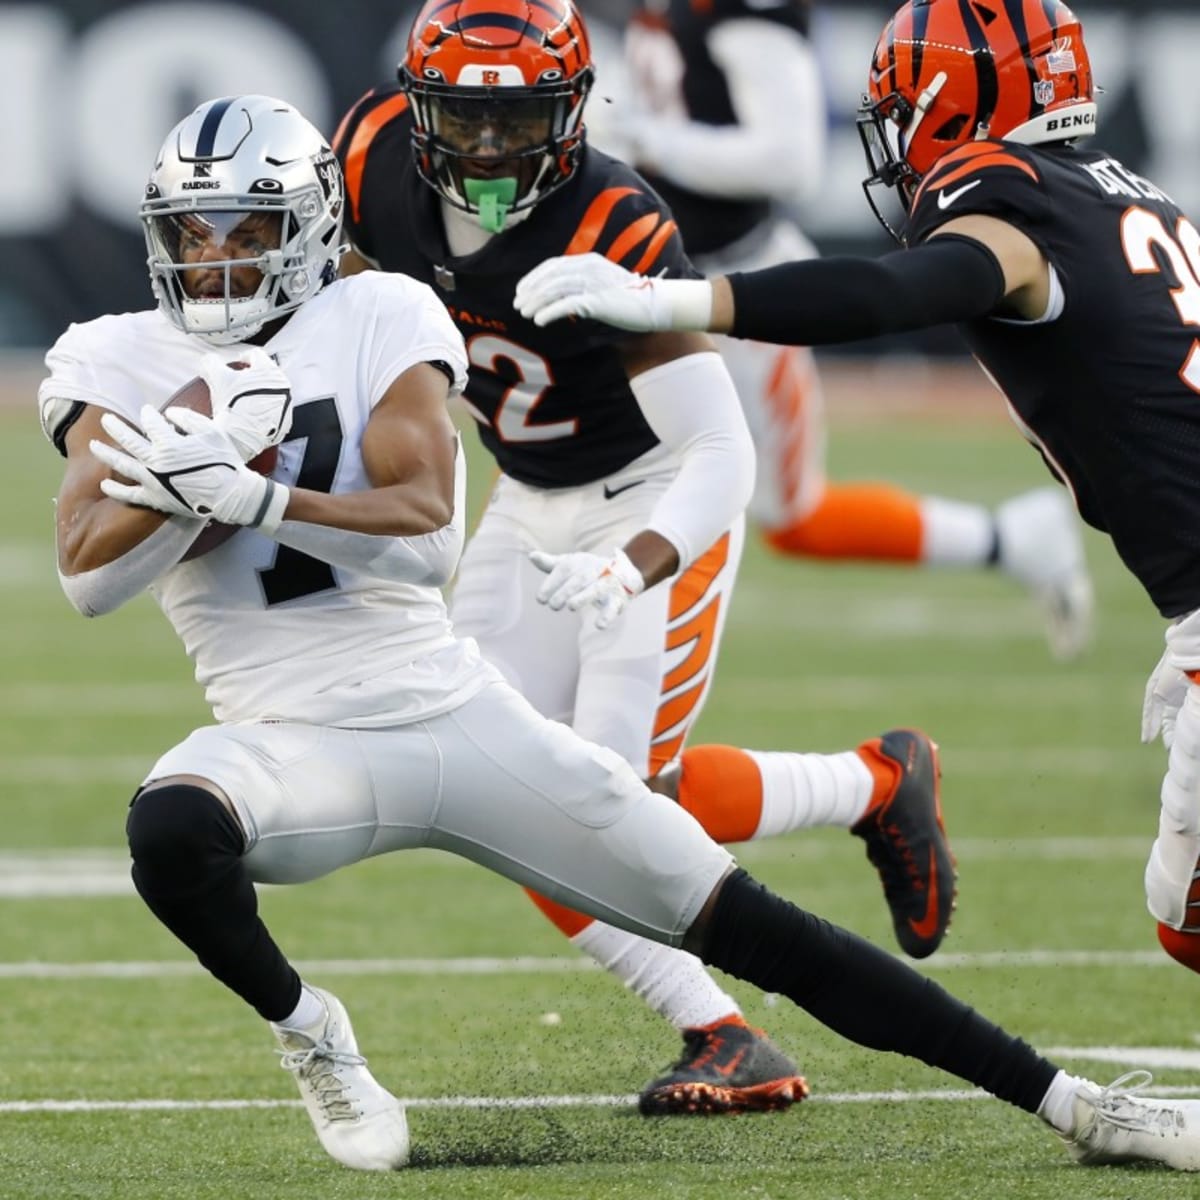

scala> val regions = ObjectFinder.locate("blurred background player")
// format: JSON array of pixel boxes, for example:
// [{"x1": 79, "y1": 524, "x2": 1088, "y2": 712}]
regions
[
  {"x1": 333, "y1": 0, "x2": 954, "y2": 1114},
  {"x1": 584, "y1": 0, "x2": 1094, "y2": 661}
]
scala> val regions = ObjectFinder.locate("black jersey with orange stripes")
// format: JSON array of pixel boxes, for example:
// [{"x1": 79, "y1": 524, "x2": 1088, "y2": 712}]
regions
[
  {"x1": 909, "y1": 139, "x2": 1200, "y2": 617},
  {"x1": 633, "y1": 0, "x2": 812, "y2": 257},
  {"x1": 333, "y1": 87, "x2": 697, "y2": 489}
]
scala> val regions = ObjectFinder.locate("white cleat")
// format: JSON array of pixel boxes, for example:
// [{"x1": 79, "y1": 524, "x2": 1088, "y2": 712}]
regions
[
  {"x1": 995, "y1": 486, "x2": 1094, "y2": 661},
  {"x1": 1062, "y1": 1071, "x2": 1200, "y2": 1171},
  {"x1": 271, "y1": 987, "x2": 410, "y2": 1171}
]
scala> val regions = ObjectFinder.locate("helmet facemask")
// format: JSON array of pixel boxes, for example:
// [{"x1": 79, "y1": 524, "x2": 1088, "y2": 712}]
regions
[{"x1": 404, "y1": 70, "x2": 592, "y2": 233}]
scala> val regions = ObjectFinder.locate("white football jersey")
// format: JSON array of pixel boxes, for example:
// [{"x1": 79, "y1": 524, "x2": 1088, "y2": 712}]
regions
[{"x1": 40, "y1": 272, "x2": 499, "y2": 727}]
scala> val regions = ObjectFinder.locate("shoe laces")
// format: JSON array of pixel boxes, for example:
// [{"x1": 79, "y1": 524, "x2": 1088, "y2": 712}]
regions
[
  {"x1": 279, "y1": 1037, "x2": 368, "y2": 1123},
  {"x1": 1080, "y1": 1070, "x2": 1178, "y2": 1134}
]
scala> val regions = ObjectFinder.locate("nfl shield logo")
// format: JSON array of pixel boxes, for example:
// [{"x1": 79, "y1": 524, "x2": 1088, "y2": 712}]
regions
[
  {"x1": 434, "y1": 264, "x2": 455, "y2": 291},
  {"x1": 1034, "y1": 80, "x2": 1055, "y2": 106}
]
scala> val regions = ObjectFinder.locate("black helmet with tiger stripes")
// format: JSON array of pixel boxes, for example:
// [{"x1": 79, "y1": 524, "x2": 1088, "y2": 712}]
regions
[
  {"x1": 857, "y1": 0, "x2": 1096, "y2": 223},
  {"x1": 399, "y1": 0, "x2": 594, "y2": 232}
]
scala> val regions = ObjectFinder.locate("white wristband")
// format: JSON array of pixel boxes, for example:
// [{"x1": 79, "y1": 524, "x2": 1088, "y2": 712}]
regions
[{"x1": 660, "y1": 279, "x2": 715, "y2": 331}]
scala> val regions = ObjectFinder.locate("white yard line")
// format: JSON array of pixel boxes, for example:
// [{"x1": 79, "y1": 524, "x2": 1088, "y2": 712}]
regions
[
  {"x1": 0, "y1": 835, "x2": 1154, "y2": 898},
  {"x1": 7, "y1": 1076, "x2": 1200, "y2": 1115},
  {"x1": 0, "y1": 949, "x2": 1172, "y2": 980}
]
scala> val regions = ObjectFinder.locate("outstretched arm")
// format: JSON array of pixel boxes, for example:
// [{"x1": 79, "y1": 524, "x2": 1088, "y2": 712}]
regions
[{"x1": 515, "y1": 215, "x2": 1050, "y2": 343}]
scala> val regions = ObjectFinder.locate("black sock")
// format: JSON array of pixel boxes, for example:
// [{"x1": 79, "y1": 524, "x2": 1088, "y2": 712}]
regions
[
  {"x1": 126, "y1": 785, "x2": 301, "y2": 1022},
  {"x1": 701, "y1": 870, "x2": 1058, "y2": 1113}
]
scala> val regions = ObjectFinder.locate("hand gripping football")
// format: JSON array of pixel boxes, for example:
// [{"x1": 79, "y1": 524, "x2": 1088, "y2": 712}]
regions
[{"x1": 165, "y1": 367, "x2": 279, "y2": 561}]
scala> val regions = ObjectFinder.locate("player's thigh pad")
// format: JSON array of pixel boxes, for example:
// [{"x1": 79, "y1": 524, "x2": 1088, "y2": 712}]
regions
[
  {"x1": 699, "y1": 221, "x2": 827, "y2": 529},
  {"x1": 1147, "y1": 665, "x2": 1200, "y2": 928},
  {"x1": 451, "y1": 479, "x2": 583, "y2": 723},
  {"x1": 144, "y1": 723, "x2": 437, "y2": 885},
  {"x1": 420, "y1": 680, "x2": 734, "y2": 944},
  {"x1": 572, "y1": 517, "x2": 745, "y2": 773}
]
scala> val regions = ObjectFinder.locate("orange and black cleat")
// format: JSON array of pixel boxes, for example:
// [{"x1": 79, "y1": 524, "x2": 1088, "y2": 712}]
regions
[
  {"x1": 638, "y1": 1017, "x2": 809, "y2": 1116},
  {"x1": 852, "y1": 728, "x2": 957, "y2": 958}
]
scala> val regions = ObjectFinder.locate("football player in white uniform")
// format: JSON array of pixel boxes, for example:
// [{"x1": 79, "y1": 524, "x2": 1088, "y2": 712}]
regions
[
  {"x1": 586, "y1": 0, "x2": 1093, "y2": 661},
  {"x1": 39, "y1": 93, "x2": 1200, "y2": 1176}
]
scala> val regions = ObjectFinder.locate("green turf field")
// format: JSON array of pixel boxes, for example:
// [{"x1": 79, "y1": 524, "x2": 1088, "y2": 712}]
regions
[{"x1": 2, "y1": 398, "x2": 1193, "y2": 1200}]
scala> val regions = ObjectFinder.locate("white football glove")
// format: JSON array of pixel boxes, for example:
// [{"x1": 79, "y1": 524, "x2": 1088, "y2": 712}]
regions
[
  {"x1": 201, "y1": 347, "x2": 293, "y2": 462},
  {"x1": 92, "y1": 405, "x2": 288, "y2": 532},
  {"x1": 1142, "y1": 648, "x2": 1191, "y2": 749},
  {"x1": 529, "y1": 547, "x2": 645, "y2": 630},
  {"x1": 514, "y1": 253, "x2": 713, "y2": 332}
]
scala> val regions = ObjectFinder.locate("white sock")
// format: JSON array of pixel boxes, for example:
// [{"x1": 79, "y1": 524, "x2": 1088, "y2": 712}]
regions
[
  {"x1": 749, "y1": 749, "x2": 875, "y2": 837},
  {"x1": 571, "y1": 920, "x2": 740, "y2": 1031},
  {"x1": 274, "y1": 983, "x2": 326, "y2": 1032},
  {"x1": 919, "y1": 496, "x2": 997, "y2": 566},
  {"x1": 1037, "y1": 1069, "x2": 1091, "y2": 1134}
]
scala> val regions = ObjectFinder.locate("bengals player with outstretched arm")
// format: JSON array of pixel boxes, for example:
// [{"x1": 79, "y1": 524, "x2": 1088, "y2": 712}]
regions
[
  {"x1": 592, "y1": 0, "x2": 1092, "y2": 662},
  {"x1": 334, "y1": 0, "x2": 955, "y2": 1116},
  {"x1": 518, "y1": 0, "x2": 1200, "y2": 981}
]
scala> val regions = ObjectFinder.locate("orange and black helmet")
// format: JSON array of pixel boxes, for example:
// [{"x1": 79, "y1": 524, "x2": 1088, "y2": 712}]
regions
[
  {"x1": 857, "y1": 0, "x2": 1095, "y2": 227},
  {"x1": 399, "y1": 0, "x2": 594, "y2": 230}
]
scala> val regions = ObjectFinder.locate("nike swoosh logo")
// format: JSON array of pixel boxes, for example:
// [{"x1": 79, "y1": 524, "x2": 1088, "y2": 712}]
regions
[
  {"x1": 603, "y1": 479, "x2": 645, "y2": 499},
  {"x1": 713, "y1": 1048, "x2": 748, "y2": 1078},
  {"x1": 937, "y1": 179, "x2": 982, "y2": 210},
  {"x1": 907, "y1": 849, "x2": 942, "y2": 942}
]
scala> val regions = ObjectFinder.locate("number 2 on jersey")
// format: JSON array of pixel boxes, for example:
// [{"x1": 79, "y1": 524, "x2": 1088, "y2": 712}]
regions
[
  {"x1": 464, "y1": 335, "x2": 578, "y2": 442},
  {"x1": 1122, "y1": 208, "x2": 1200, "y2": 393}
]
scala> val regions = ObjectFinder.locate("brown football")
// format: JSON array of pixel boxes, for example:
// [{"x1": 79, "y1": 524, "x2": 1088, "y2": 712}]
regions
[{"x1": 162, "y1": 367, "x2": 280, "y2": 562}]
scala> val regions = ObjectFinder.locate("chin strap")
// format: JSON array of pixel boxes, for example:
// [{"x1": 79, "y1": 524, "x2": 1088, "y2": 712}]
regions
[{"x1": 464, "y1": 177, "x2": 518, "y2": 234}]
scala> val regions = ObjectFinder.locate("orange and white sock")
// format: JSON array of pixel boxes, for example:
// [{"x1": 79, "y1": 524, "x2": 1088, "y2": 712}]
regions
[
  {"x1": 524, "y1": 890, "x2": 743, "y2": 1030},
  {"x1": 764, "y1": 487, "x2": 996, "y2": 568},
  {"x1": 764, "y1": 482, "x2": 923, "y2": 562},
  {"x1": 677, "y1": 743, "x2": 878, "y2": 841},
  {"x1": 571, "y1": 920, "x2": 743, "y2": 1031}
]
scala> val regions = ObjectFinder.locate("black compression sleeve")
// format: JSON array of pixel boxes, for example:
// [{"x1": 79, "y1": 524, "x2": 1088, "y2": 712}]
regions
[{"x1": 726, "y1": 234, "x2": 1007, "y2": 346}]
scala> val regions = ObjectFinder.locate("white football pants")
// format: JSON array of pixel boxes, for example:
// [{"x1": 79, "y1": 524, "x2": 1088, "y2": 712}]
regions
[
  {"x1": 143, "y1": 677, "x2": 733, "y2": 945},
  {"x1": 1147, "y1": 607, "x2": 1200, "y2": 929},
  {"x1": 450, "y1": 442, "x2": 744, "y2": 775}
]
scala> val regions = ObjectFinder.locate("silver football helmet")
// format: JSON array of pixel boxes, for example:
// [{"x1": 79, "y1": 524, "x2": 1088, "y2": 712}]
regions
[{"x1": 141, "y1": 95, "x2": 344, "y2": 345}]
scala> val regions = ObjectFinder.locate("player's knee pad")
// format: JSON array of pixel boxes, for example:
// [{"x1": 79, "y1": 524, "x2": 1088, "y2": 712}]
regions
[
  {"x1": 1158, "y1": 922, "x2": 1200, "y2": 974},
  {"x1": 1146, "y1": 686, "x2": 1200, "y2": 927},
  {"x1": 126, "y1": 784, "x2": 244, "y2": 898}
]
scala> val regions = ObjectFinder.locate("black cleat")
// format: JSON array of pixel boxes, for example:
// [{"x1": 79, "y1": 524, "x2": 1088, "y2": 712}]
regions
[
  {"x1": 638, "y1": 1019, "x2": 809, "y2": 1116},
  {"x1": 851, "y1": 729, "x2": 957, "y2": 959}
]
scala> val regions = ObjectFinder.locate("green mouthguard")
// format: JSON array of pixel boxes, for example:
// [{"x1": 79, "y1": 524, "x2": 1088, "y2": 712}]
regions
[{"x1": 464, "y1": 177, "x2": 519, "y2": 234}]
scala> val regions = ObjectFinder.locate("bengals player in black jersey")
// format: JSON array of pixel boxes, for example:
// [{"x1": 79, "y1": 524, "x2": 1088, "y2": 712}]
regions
[
  {"x1": 519, "y1": 0, "x2": 1200, "y2": 981},
  {"x1": 333, "y1": 0, "x2": 956, "y2": 1116},
  {"x1": 592, "y1": 0, "x2": 1093, "y2": 662}
]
